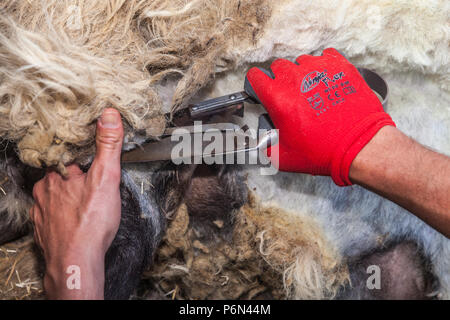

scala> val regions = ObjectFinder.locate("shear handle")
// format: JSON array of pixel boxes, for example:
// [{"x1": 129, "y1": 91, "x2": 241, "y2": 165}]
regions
[{"x1": 189, "y1": 91, "x2": 256, "y2": 119}]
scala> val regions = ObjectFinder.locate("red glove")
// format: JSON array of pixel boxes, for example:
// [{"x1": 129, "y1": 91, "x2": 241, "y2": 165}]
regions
[{"x1": 246, "y1": 48, "x2": 395, "y2": 186}]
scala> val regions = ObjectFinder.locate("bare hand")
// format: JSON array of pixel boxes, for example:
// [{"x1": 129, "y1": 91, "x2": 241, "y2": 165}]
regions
[{"x1": 30, "y1": 108, "x2": 124, "y2": 299}]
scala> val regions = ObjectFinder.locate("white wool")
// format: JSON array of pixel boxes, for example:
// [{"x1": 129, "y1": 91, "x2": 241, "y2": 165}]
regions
[{"x1": 244, "y1": 0, "x2": 449, "y2": 89}]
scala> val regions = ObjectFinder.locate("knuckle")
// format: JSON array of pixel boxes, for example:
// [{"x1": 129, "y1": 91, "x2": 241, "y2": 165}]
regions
[
  {"x1": 46, "y1": 173, "x2": 60, "y2": 190},
  {"x1": 296, "y1": 54, "x2": 312, "y2": 61},
  {"x1": 271, "y1": 58, "x2": 284, "y2": 67},
  {"x1": 97, "y1": 131, "x2": 122, "y2": 148},
  {"x1": 46, "y1": 171, "x2": 62, "y2": 185},
  {"x1": 32, "y1": 181, "x2": 42, "y2": 200},
  {"x1": 272, "y1": 58, "x2": 290, "y2": 66}
]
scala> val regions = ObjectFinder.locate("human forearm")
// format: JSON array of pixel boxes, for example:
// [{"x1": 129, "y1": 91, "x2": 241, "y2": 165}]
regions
[{"x1": 349, "y1": 126, "x2": 450, "y2": 238}]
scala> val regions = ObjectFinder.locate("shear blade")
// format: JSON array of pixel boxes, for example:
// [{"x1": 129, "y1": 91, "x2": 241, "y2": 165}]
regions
[{"x1": 121, "y1": 130, "x2": 258, "y2": 163}]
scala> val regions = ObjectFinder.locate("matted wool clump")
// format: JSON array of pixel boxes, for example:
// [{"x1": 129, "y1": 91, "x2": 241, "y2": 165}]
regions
[
  {"x1": 0, "y1": 0, "x2": 271, "y2": 172},
  {"x1": 145, "y1": 194, "x2": 348, "y2": 300}
]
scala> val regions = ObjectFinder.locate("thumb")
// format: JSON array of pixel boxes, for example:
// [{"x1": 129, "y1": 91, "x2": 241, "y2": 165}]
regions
[{"x1": 90, "y1": 108, "x2": 124, "y2": 182}]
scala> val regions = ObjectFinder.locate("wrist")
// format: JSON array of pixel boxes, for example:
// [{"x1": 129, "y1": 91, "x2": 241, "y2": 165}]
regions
[
  {"x1": 44, "y1": 246, "x2": 106, "y2": 299},
  {"x1": 349, "y1": 125, "x2": 400, "y2": 185},
  {"x1": 331, "y1": 113, "x2": 396, "y2": 186}
]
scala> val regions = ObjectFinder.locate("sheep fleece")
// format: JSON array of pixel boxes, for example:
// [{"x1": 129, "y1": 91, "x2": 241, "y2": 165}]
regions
[{"x1": 0, "y1": 0, "x2": 448, "y2": 299}]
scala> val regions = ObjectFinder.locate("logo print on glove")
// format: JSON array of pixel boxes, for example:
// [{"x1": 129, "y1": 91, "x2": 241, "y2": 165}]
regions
[
  {"x1": 301, "y1": 71, "x2": 330, "y2": 93},
  {"x1": 301, "y1": 70, "x2": 346, "y2": 93},
  {"x1": 307, "y1": 93, "x2": 324, "y2": 110}
]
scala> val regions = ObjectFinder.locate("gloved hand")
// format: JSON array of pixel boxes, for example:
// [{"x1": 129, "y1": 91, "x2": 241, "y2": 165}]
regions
[{"x1": 246, "y1": 48, "x2": 395, "y2": 186}]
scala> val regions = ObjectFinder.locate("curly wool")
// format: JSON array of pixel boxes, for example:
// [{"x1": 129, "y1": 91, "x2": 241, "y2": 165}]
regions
[{"x1": 0, "y1": 0, "x2": 271, "y2": 171}]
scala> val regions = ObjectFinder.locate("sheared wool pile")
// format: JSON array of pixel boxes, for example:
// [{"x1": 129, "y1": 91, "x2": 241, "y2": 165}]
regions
[
  {"x1": 146, "y1": 194, "x2": 348, "y2": 300},
  {"x1": 0, "y1": 0, "x2": 271, "y2": 173},
  {"x1": 0, "y1": 235, "x2": 43, "y2": 300}
]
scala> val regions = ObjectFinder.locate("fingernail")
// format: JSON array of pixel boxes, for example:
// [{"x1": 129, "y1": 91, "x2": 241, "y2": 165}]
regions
[{"x1": 100, "y1": 110, "x2": 119, "y2": 128}]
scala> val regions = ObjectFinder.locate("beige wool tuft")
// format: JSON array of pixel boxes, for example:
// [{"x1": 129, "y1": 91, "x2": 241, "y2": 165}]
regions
[{"x1": 0, "y1": 0, "x2": 272, "y2": 171}]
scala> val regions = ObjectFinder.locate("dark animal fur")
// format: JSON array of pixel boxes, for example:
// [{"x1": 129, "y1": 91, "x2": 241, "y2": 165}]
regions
[
  {"x1": 0, "y1": 210, "x2": 28, "y2": 244},
  {"x1": 184, "y1": 164, "x2": 248, "y2": 243},
  {"x1": 104, "y1": 170, "x2": 166, "y2": 299},
  {"x1": 338, "y1": 242, "x2": 436, "y2": 299},
  {"x1": 0, "y1": 144, "x2": 39, "y2": 244},
  {"x1": 152, "y1": 163, "x2": 197, "y2": 218}
]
